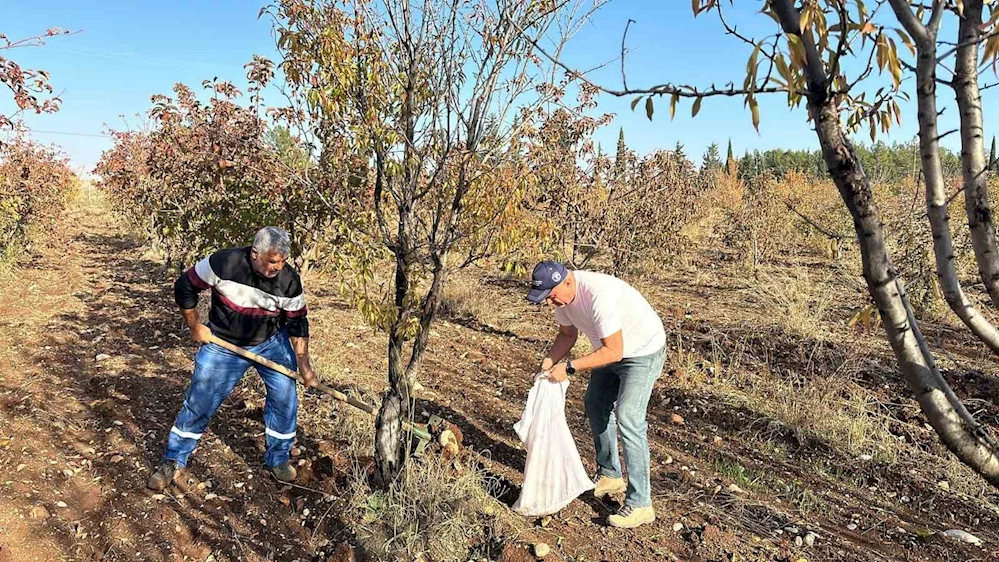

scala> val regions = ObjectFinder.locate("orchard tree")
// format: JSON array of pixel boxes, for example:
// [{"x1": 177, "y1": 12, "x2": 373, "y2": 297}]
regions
[
  {"x1": 544, "y1": 0, "x2": 999, "y2": 483},
  {"x1": 268, "y1": 0, "x2": 599, "y2": 484}
]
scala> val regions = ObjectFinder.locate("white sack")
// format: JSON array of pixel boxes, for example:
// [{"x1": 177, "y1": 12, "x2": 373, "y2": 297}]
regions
[{"x1": 512, "y1": 373, "x2": 594, "y2": 517}]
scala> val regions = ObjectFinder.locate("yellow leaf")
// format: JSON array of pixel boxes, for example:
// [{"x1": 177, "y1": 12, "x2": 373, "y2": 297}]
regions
[
  {"x1": 692, "y1": 96, "x2": 703, "y2": 117},
  {"x1": 894, "y1": 28, "x2": 915, "y2": 56},
  {"x1": 670, "y1": 92, "x2": 679, "y2": 120},
  {"x1": 749, "y1": 96, "x2": 760, "y2": 132}
]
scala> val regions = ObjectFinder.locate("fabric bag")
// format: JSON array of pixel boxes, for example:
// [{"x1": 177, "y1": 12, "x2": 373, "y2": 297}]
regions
[{"x1": 512, "y1": 373, "x2": 594, "y2": 516}]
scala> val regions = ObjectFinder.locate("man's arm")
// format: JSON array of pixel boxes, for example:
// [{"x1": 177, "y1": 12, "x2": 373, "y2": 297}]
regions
[
  {"x1": 546, "y1": 330, "x2": 623, "y2": 382},
  {"x1": 290, "y1": 336, "x2": 318, "y2": 387},
  {"x1": 541, "y1": 324, "x2": 578, "y2": 371},
  {"x1": 175, "y1": 257, "x2": 215, "y2": 343},
  {"x1": 180, "y1": 308, "x2": 212, "y2": 343}
]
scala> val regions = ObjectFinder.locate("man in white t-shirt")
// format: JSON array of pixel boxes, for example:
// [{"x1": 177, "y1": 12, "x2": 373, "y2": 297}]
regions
[{"x1": 527, "y1": 260, "x2": 666, "y2": 529}]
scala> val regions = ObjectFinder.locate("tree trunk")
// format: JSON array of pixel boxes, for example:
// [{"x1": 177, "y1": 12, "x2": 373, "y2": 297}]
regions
[
  {"x1": 904, "y1": 16, "x2": 999, "y2": 354},
  {"x1": 769, "y1": 0, "x2": 999, "y2": 484},
  {"x1": 374, "y1": 241, "x2": 413, "y2": 487},
  {"x1": 954, "y1": 0, "x2": 999, "y2": 308},
  {"x1": 808, "y1": 90, "x2": 999, "y2": 485}
]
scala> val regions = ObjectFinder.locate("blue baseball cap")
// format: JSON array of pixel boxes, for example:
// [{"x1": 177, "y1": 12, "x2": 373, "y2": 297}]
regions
[{"x1": 527, "y1": 260, "x2": 568, "y2": 303}]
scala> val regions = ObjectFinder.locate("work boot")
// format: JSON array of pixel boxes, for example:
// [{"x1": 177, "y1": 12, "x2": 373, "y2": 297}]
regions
[
  {"x1": 592, "y1": 475, "x2": 627, "y2": 498},
  {"x1": 269, "y1": 461, "x2": 297, "y2": 483},
  {"x1": 147, "y1": 460, "x2": 179, "y2": 491},
  {"x1": 607, "y1": 504, "x2": 656, "y2": 529}
]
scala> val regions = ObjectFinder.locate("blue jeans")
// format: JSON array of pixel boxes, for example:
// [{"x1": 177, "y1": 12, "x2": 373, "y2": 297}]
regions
[
  {"x1": 163, "y1": 329, "x2": 299, "y2": 468},
  {"x1": 584, "y1": 346, "x2": 665, "y2": 508}
]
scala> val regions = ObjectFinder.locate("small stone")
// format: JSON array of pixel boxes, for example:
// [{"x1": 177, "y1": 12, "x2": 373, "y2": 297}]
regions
[
  {"x1": 712, "y1": 436, "x2": 723, "y2": 444},
  {"x1": 95, "y1": 354, "x2": 111, "y2": 362},
  {"x1": 540, "y1": 515, "x2": 552, "y2": 528},
  {"x1": 235, "y1": 482, "x2": 245, "y2": 489},
  {"x1": 672, "y1": 522, "x2": 684, "y2": 532},
  {"x1": 16, "y1": 464, "x2": 25, "y2": 472},
  {"x1": 260, "y1": 518, "x2": 267, "y2": 526},
  {"x1": 303, "y1": 508, "x2": 310, "y2": 516},
  {"x1": 805, "y1": 533, "x2": 816, "y2": 546},
  {"x1": 938, "y1": 480, "x2": 950, "y2": 491},
  {"x1": 29, "y1": 506, "x2": 50, "y2": 519},
  {"x1": 847, "y1": 523, "x2": 857, "y2": 531},
  {"x1": 197, "y1": 482, "x2": 206, "y2": 490},
  {"x1": 291, "y1": 447, "x2": 302, "y2": 457},
  {"x1": 533, "y1": 543, "x2": 550, "y2": 558},
  {"x1": 784, "y1": 526, "x2": 800, "y2": 535},
  {"x1": 663, "y1": 455, "x2": 674, "y2": 465},
  {"x1": 109, "y1": 455, "x2": 123, "y2": 463},
  {"x1": 298, "y1": 459, "x2": 306, "y2": 466},
  {"x1": 62, "y1": 469, "x2": 74, "y2": 478},
  {"x1": 857, "y1": 454, "x2": 873, "y2": 461},
  {"x1": 727, "y1": 484, "x2": 746, "y2": 494},
  {"x1": 896, "y1": 527, "x2": 906, "y2": 534},
  {"x1": 670, "y1": 413, "x2": 685, "y2": 425},
  {"x1": 205, "y1": 493, "x2": 218, "y2": 500},
  {"x1": 113, "y1": 420, "x2": 123, "y2": 426},
  {"x1": 151, "y1": 495, "x2": 165, "y2": 501},
  {"x1": 794, "y1": 536, "x2": 803, "y2": 547}
]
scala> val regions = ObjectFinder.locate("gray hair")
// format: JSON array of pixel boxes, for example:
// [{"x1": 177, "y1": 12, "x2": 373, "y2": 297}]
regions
[{"x1": 252, "y1": 226, "x2": 291, "y2": 257}]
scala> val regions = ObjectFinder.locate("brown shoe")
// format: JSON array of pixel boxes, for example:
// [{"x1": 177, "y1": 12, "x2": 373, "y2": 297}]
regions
[
  {"x1": 147, "y1": 460, "x2": 179, "y2": 491},
  {"x1": 269, "y1": 461, "x2": 297, "y2": 483}
]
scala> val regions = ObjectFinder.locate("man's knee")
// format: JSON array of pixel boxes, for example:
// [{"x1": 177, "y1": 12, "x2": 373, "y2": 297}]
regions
[{"x1": 615, "y1": 405, "x2": 649, "y2": 440}]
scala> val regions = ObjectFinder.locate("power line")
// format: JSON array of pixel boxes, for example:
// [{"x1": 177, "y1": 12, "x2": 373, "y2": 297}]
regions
[{"x1": 22, "y1": 129, "x2": 110, "y2": 138}]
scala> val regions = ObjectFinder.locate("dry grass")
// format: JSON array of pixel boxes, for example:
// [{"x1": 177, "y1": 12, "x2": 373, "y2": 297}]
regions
[
  {"x1": 347, "y1": 455, "x2": 501, "y2": 561},
  {"x1": 729, "y1": 370, "x2": 900, "y2": 464},
  {"x1": 301, "y1": 355, "x2": 505, "y2": 562},
  {"x1": 745, "y1": 269, "x2": 834, "y2": 339},
  {"x1": 436, "y1": 271, "x2": 510, "y2": 328}
]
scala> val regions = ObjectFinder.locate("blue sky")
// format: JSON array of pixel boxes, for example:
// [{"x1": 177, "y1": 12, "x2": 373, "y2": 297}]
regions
[{"x1": 2, "y1": 1, "x2": 987, "y2": 173}]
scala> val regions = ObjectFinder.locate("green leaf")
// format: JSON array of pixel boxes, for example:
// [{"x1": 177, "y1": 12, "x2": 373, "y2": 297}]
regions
[
  {"x1": 631, "y1": 97, "x2": 641, "y2": 111},
  {"x1": 645, "y1": 97, "x2": 654, "y2": 120}
]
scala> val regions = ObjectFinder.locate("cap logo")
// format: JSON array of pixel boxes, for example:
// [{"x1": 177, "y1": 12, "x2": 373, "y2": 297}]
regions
[{"x1": 551, "y1": 271, "x2": 562, "y2": 282}]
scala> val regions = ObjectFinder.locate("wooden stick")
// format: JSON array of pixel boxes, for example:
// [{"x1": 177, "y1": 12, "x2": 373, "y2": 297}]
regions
[{"x1": 207, "y1": 335, "x2": 431, "y2": 442}]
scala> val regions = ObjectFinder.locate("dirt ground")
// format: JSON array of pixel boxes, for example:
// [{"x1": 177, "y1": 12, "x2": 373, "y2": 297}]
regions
[{"x1": 2, "y1": 196, "x2": 999, "y2": 561}]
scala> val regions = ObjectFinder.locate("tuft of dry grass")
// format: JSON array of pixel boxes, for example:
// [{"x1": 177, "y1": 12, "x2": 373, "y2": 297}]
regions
[
  {"x1": 347, "y1": 455, "x2": 501, "y2": 561},
  {"x1": 437, "y1": 272, "x2": 506, "y2": 326},
  {"x1": 746, "y1": 269, "x2": 833, "y2": 339},
  {"x1": 300, "y1": 357, "x2": 507, "y2": 562}
]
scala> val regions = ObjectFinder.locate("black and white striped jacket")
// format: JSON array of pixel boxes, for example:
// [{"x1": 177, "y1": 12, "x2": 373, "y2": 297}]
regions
[{"x1": 174, "y1": 246, "x2": 309, "y2": 346}]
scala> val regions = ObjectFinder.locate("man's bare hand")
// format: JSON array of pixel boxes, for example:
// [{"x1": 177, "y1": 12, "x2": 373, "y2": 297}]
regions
[
  {"x1": 540, "y1": 357, "x2": 554, "y2": 373},
  {"x1": 300, "y1": 365, "x2": 319, "y2": 388},
  {"x1": 546, "y1": 362, "x2": 568, "y2": 382},
  {"x1": 190, "y1": 323, "x2": 212, "y2": 344}
]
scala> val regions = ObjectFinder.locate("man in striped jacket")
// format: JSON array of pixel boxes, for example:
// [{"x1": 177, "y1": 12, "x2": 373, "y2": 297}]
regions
[{"x1": 147, "y1": 226, "x2": 318, "y2": 490}]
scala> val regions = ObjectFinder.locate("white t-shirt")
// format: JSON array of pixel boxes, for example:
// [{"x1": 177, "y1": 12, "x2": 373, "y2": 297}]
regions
[{"x1": 554, "y1": 270, "x2": 666, "y2": 358}]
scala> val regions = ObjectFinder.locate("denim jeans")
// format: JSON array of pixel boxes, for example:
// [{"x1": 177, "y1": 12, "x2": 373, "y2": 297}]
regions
[
  {"x1": 163, "y1": 329, "x2": 299, "y2": 468},
  {"x1": 584, "y1": 345, "x2": 666, "y2": 508}
]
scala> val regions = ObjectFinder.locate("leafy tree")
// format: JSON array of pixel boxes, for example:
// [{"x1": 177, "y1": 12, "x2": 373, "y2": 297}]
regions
[
  {"x1": 702, "y1": 142, "x2": 722, "y2": 171},
  {"x1": 558, "y1": 0, "x2": 999, "y2": 484},
  {"x1": 268, "y1": 0, "x2": 593, "y2": 484}
]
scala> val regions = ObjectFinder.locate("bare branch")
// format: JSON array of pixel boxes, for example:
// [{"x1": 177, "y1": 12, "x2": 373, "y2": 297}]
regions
[{"x1": 620, "y1": 18, "x2": 634, "y2": 91}]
